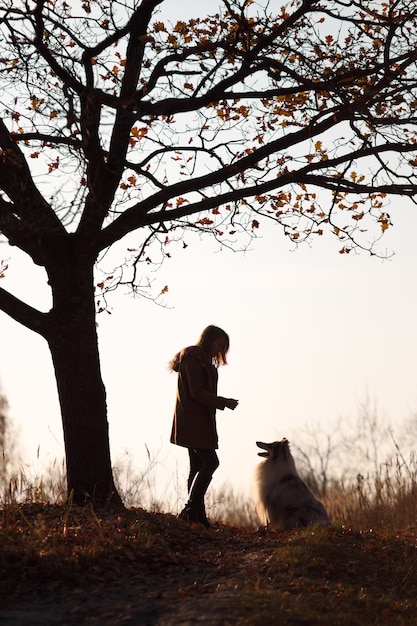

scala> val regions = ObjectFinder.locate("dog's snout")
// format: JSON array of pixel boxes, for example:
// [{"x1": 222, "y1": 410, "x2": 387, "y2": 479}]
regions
[{"x1": 256, "y1": 441, "x2": 272, "y2": 458}]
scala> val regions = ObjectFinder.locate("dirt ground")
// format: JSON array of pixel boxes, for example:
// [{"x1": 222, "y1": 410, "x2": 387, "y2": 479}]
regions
[
  {"x1": 4, "y1": 505, "x2": 415, "y2": 625},
  {"x1": 0, "y1": 515, "x2": 274, "y2": 626},
  {"x1": 0, "y1": 584, "x2": 245, "y2": 625}
]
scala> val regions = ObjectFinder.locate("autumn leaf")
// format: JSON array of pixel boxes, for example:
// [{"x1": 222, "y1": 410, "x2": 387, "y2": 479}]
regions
[
  {"x1": 47, "y1": 156, "x2": 60, "y2": 173},
  {"x1": 130, "y1": 127, "x2": 148, "y2": 145},
  {"x1": 174, "y1": 21, "x2": 188, "y2": 34},
  {"x1": 153, "y1": 21, "x2": 166, "y2": 32},
  {"x1": 30, "y1": 96, "x2": 44, "y2": 112},
  {"x1": 167, "y1": 34, "x2": 178, "y2": 47},
  {"x1": 378, "y1": 213, "x2": 390, "y2": 232},
  {"x1": 96, "y1": 276, "x2": 114, "y2": 291}
]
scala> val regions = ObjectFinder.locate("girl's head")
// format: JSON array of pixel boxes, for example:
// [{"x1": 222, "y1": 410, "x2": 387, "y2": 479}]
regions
[{"x1": 197, "y1": 325, "x2": 230, "y2": 366}]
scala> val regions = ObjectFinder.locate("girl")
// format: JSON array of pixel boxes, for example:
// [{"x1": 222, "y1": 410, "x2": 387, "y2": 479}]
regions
[{"x1": 169, "y1": 325, "x2": 238, "y2": 527}]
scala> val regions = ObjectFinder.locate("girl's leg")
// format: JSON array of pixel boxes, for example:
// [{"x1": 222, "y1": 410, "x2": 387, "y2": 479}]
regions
[
  {"x1": 188, "y1": 449, "x2": 219, "y2": 526},
  {"x1": 178, "y1": 448, "x2": 205, "y2": 523},
  {"x1": 187, "y1": 448, "x2": 202, "y2": 492}
]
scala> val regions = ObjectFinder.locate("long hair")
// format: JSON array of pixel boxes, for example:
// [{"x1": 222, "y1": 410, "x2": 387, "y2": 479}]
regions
[
  {"x1": 197, "y1": 325, "x2": 229, "y2": 366},
  {"x1": 169, "y1": 325, "x2": 230, "y2": 371}
]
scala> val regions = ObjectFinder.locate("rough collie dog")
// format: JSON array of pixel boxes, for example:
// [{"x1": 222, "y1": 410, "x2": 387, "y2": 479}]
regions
[{"x1": 255, "y1": 439, "x2": 331, "y2": 531}]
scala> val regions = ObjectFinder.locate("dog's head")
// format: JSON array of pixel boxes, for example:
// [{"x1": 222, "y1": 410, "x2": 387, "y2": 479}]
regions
[{"x1": 256, "y1": 439, "x2": 292, "y2": 461}]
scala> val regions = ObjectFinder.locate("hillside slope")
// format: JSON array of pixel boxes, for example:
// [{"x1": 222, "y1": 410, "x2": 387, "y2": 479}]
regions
[{"x1": 0, "y1": 505, "x2": 416, "y2": 625}]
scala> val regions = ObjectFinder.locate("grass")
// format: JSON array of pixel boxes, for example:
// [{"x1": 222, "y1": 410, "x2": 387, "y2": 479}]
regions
[
  {"x1": 1, "y1": 454, "x2": 417, "y2": 623},
  {"x1": 1, "y1": 504, "x2": 417, "y2": 624},
  {"x1": 234, "y1": 527, "x2": 417, "y2": 624}
]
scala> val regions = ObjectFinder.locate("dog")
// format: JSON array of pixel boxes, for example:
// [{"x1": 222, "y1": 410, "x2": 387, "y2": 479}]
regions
[{"x1": 255, "y1": 439, "x2": 331, "y2": 531}]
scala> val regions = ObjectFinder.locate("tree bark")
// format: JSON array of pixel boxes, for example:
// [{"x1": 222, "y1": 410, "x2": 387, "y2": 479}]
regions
[{"x1": 44, "y1": 242, "x2": 123, "y2": 510}]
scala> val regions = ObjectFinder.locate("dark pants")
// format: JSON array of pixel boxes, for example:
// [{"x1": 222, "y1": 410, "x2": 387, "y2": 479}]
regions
[{"x1": 187, "y1": 448, "x2": 219, "y2": 505}]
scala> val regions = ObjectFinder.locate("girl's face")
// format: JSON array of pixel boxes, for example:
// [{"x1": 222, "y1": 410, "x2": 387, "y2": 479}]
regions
[{"x1": 209, "y1": 336, "x2": 228, "y2": 358}]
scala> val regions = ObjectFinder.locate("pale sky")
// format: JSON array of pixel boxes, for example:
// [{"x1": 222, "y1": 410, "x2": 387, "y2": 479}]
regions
[
  {"x1": 1, "y1": 201, "x2": 416, "y2": 509},
  {"x1": 0, "y1": 1, "x2": 416, "y2": 511}
]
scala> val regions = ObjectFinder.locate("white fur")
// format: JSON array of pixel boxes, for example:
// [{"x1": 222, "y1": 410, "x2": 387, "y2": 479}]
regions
[{"x1": 255, "y1": 439, "x2": 331, "y2": 531}]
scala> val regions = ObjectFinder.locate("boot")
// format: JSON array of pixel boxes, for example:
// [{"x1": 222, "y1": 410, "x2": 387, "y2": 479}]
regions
[
  {"x1": 188, "y1": 472, "x2": 214, "y2": 528},
  {"x1": 197, "y1": 502, "x2": 214, "y2": 528},
  {"x1": 178, "y1": 502, "x2": 200, "y2": 523}
]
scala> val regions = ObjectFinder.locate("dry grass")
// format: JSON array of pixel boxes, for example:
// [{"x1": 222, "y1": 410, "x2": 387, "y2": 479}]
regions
[
  {"x1": 2, "y1": 451, "x2": 417, "y2": 623},
  {"x1": 213, "y1": 452, "x2": 417, "y2": 533},
  {"x1": 1, "y1": 502, "x2": 417, "y2": 624},
  {"x1": 322, "y1": 454, "x2": 417, "y2": 535},
  {"x1": 3, "y1": 449, "x2": 417, "y2": 531}
]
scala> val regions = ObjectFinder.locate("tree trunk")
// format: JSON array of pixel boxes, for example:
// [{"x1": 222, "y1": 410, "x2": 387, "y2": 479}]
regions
[{"x1": 45, "y1": 245, "x2": 123, "y2": 510}]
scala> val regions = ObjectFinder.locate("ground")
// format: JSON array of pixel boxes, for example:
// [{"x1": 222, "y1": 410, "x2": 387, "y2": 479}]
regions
[
  {"x1": 0, "y1": 548, "x2": 269, "y2": 625},
  {"x1": 1, "y1": 505, "x2": 417, "y2": 625}
]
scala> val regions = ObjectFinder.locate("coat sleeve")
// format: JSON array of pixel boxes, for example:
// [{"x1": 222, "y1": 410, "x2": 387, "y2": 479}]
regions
[{"x1": 181, "y1": 353, "x2": 227, "y2": 410}]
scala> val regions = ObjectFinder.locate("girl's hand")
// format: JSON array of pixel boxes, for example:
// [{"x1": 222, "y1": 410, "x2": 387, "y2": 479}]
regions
[{"x1": 225, "y1": 398, "x2": 239, "y2": 410}]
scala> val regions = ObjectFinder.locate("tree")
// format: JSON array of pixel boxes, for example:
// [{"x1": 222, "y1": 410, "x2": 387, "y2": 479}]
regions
[
  {"x1": 0, "y1": 384, "x2": 8, "y2": 476},
  {"x1": 291, "y1": 424, "x2": 340, "y2": 497},
  {"x1": 0, "y1": 0, "x2": 417, "y2": 507},
  {"x1": 0, "y1": 381, "x2": 22, "y2": 493},
  {"x1": 291, "y1": 400, "x2": 393, "y2": 496}
]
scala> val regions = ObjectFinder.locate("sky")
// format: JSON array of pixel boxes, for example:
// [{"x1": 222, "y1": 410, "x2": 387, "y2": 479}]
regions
[
  {"x1": 0, "y1": 0, "x2": 417, "y2": 512},
  {"x1": 1, "y1": 202, "x2": 416, "y2": 510}
]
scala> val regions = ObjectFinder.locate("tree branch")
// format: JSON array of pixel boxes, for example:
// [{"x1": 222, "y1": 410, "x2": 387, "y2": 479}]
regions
[
  {"x1": 0, "y1": 120, "x2": 66, "y2": 244},
  {"x1": 0, "y1": 286, "x2": 49, "y2": 337}
]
